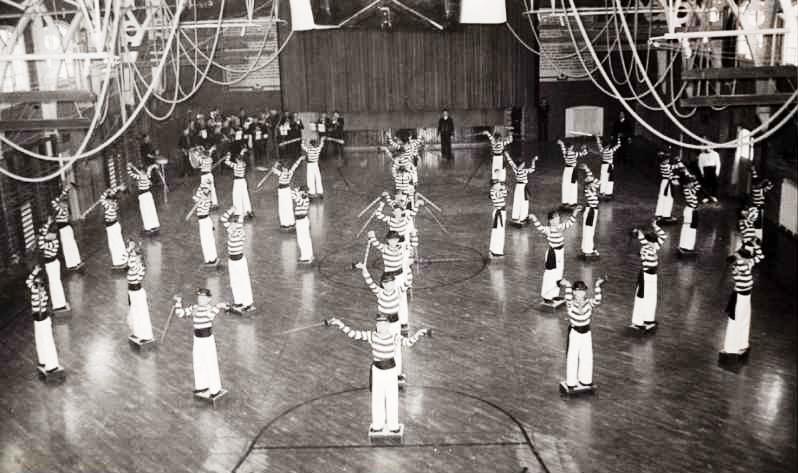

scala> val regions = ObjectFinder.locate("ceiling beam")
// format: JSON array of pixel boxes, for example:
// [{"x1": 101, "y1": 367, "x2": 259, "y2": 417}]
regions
[
  {"x1": 681, "y1": 66, "x2": 798, "y2": 81},
  {"x1": 0, "y1": 118, "x2": 91, "y2": 131},
  {"x1": 680, "y1": 94, "x2": 795, "y2": 107},
  {"x1": 0, "y1": 90, "x2": 96, "y2": 103}
]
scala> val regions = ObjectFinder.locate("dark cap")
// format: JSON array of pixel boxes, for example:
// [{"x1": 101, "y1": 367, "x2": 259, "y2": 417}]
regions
[{"x1": 196, "y1": 288, "x2": 212, "y2": 297}]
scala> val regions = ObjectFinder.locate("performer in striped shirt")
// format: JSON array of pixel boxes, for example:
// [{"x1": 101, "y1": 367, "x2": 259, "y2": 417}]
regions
[
  {"x1": 368, "y1": 229, "x2": 411, "y2": 334},
  {"x1": 557, "y1": 139, "x2": 589, "y2": 207},
  {"x1": 731, "y1": 206, "x2": 759, "y2": 254},
  {"x1": 630, "y1": 221, "x2": 667, "y2": 331},
  {"x1": 221, "y1": 208, "x2": 254, "y2": 312},
  {"x1": 596, "y1": 136, "x2": 621, "y2": 199},
  {"x1": 749, "y1": 167, "x2": 774, "y2": 241},
  {"x1": 127, "y1": 162, "x2": 161, "y2": 234},
  {"x1": 174, "y1": 288, "x2": 229, "y2": 398},
  {"x1": 482, "y1": 130, "x2": 513, "y2": 183},
  {"x1": 51, "y1": 185, "x2": 83, "y2": 271},
  {"x1": 125, "y1": 241, "x2": 155, "y2": 344},
  {"x1": 506, "y1": 153, "x2": 537, "y2": 226},
  {"x1": 654, "y1": 153, "x2": 679, "y2": 223},
  {"x1": 381, "y1": 144, "x2": 413, "y2": 178},
  {"x1": 197, "y1": 146, "x2": 219, "y2": 208},
  {"x1": 325, "y1": 315, "x2": 430, "y2": 434},
  {"x1": 302, "y1": 137, "x2": 327, "y2": 198},
  {"x1": 38, "y1": 221, "x2": 69, "y2": 312},
  {"x1": 406, "y1": 134, "x2": 424, "y2": 166},
  {"x1": 27, "y1": 265, "x2": 62, "y2": 373},
  {"x1": 270, "y1": 155, "x2": 306, "y2": 229},
  {"x1": 489, "y1": 180, "x2": 508, "y2": 258},
  {"x1": 358, "y1": 258, "x2": 413, "y2": 384},
  {"x1": 677, "y1": 172, "x2": 702, "y2": 254},
  {"x1": 721, "y1": 239, "x2": 763, "y2": 357},
  {"x1": 374, "y1": 199, "x2": 419, "y2": 268},
  {"x1": 193, "y1": 183, "x2": 218, "y2": 266},
  {"x1": 579, "y1": 164, "x2": 601, "y2": 257},
  {"x1": 529, "y1": 206, "x2": 583, "y2": 305},
  {"x1": 100, "y1": 185, "x2": 128, "y2": 269},
  {"x1": 224, "y1": 150, "x2": 254, "y2": 219},
  {"x1": 392, "y1": 165, "x2": 417, "y2": 198},
  {"x1": 292, "y1": 187, "x2": 314, "y2": 263},
  {"x1": 559, "y1": 277, "x2": 605, "y2": 390}
]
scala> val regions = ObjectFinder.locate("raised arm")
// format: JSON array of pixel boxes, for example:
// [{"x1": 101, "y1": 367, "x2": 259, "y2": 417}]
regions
[
  {"x1": 373, "y1": 202, "x2": 389, "y2": 223},
  {"x1": 560, "y1": 279, "x2": 573, "y2": 302},
  {"x1": 592, "y1": 278, "x2": 605, "y2": 306},
  {"x1": 560, "y1": 207, "x2": 582, "y2": 229},
  {"x1": 398, "y1": 328, "x2": 431, "y2": 347},
  {"x1": 529, "y1": 214, "x2": 549, "y2": 236},
  {"x1": 504, "y1": 152, "x2": 518, "y2": 172},
  {"x1": 26, "y1": 265, "x2": 42, "y2": 289},
  {"x1": 326, "y1": 317, "x2": 371, "y2": 342},
  {"x1": 367, "y1": 231, "x2": 385, "y2": 252},
  {"x1": 289, "y1": 155, "x2": 305, "y2": 174},
  {"x1": 224, "y1": 154, "x2": 234, "y2": 168},
  {"x1": 220, "y1": 208, "x2": 233, "y2": 228},
  {"x1": 361, "y1": 266, "x2": 380, "y2": 295}
]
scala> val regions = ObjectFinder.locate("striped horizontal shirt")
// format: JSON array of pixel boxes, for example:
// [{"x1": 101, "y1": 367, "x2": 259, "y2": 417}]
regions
[
  {"x1": 394, "y1": 171, "x2": 414, "y2": 193},
  {"x1": 599, "y1": 142, "x2": 620, "y2": 164},
  {"x1": 511, "y1": 165, "x2": 534, "y2": 183},
  {"x1": 559, "y1": 142, "x2": 585, "y2": 167},
  {"x1": 26, "y1": 273, "x2": 48, "y2": 313},
  {"x1": 220, "y1": 210, "x2": 245, "y2": 256},
  {"x1": 335, "y1": 324, "x2": 425, "y2": 361},
  {"x1": 304, "y1": 144, "x2": 323, "y2": 163},
  {"x1": 225, "y1": 159, "x2": 246, "y2": 178},
  {"x1": 101, "y1": 196, "x2": 119, "y2": 222},
  {"x1": 489, "y1": 135, "x2": 512, "y2": 155},
  {"x1": 364, "y1": 270, "x2": 412, "y2": 315},
  {"x1": 370, "y1": 238, "x2": 404, "y2": 273},
  {"x1": 683, "y1": 183, "x2": 699, "y2": 208},
  {"x1": 408, "y1": 138, "x2": 423, "y2": 156},
  {"x1": 391, "y1": 152, "x2": 413, "y2": 171},
  {"x1": 375, "y1": 208, "x2": 415, "y2": 235},
  {"x1": 732, "y1": 260, "x2": 755, "y2": 293},
  {"x1": 200, "y1": 155, "x2": 213, "y2": 173},
  {"x1": 128, "y1": 169, "x2": 152, "y2": 191},
  {"x1": 292, "y1": 190, "x2": 310, "y2": 218},
  {"x1": 127, "y1": 258, "x2": 146, "y2": 285},
  {"x1": 659, "y1": 161, "x2": 673, "y2": 180},
  {"x1": 179, "y1": 303, "x2": 219, "y2": 330},
  {"x1": 564, "y1": 284, "x2": 603, "y2": 327},
  {"x1": 737, "y1": 216, "x2": 758, "y2": 242},
  {"x1": 193, "y1": 192, "x2": 211, "y2": 218},
  {"x1": 637, "y1": 226, "x2": 666, "y2": 270},
  {"x1": 51, "y1": 199, "x2": 69, "y2": 224},
  {"x1": 583, "y1": 169, "x2": 599, "y2": 208},
  {"x1": 38, "y1": 236, "x2": 59, "y2": 259},
  {"x1": 490, "y1": 186, "x2": 507, "y2": 208},
  {"x1": 531, "y1": 215, "x2": 576, "y2": 248},
  {"x1": 750, "y1": 182, "x2": 773, "y2": 207},
  {"x1": 278, "y1": 169, "x2": 294, "y2": 186}
]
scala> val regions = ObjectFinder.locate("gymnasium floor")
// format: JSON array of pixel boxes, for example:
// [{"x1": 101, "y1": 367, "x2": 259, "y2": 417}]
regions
[{"x1": 0, "y1": 145, "x2": 795, "y2": 473}]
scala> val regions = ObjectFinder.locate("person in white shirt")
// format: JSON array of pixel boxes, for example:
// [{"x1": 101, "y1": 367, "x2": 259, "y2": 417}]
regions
[{"x1": 697, "y1": 146, "x2": 721, "y2": 202}]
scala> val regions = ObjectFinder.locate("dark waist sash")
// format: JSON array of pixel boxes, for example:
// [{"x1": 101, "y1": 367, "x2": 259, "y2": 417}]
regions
[
  {"x1": 197, "y1": 214, "x2": 210, "y2": 220},
  {"x1": 690, "y1": 209, "x2": 699, "y2": 229},
  {"x1": 128, "y1": 283, "x2": 142, "y2": 292},
  {"x1": 44, "y1": 256, "x2": 58, "y2": 264},
  {"x1": 545, "y1": 246, "x2": 559, "y2": 270},
  {"x1": 278, "y1": 183, "x2": 290, "y2": 189},
  {"x1": 377, "y1": 313, "x2": 399, "y2": 323},
  {"x1": 202, "y1": 171, "x2": 212, "y2": 176},
  {"x1": 570, "y1": 167, "x2": 578, "y2": 183},
  {"x1": 492, "y1": 208, "x2": 505, "y2": 228},
  {"x1": 725, "y1": 290, "x2": 752, "y2": 319},
  {"x1": 373, "y1": 358, "x2": 396, "y2": 370},
  {"x1": 57, "y1": 222, "x2": 70, "y2": 229},
  {"x1": 662, "y1": 179, "x2": 671, "y2": 197},
  {"x1": 104, "y1": 219, "x2": 118, "y2": 227},
  {"x1": 138, "y1": 189, "x2": 151, "y2": 196},
  {"x1": 33, "y1": 311, "x2": 50, "y2": 322},
  {"x1": 753, "y1": 212, "x2": 763, "y2": 229},
  {"x1": 234, "y1": 176, "x2": 245, "y2": 180},
  {"x1": 585, "y1": 207, "x2": 597, "y2": 226},
  {"x1": 570, "y1": 324, "x2": 591, "y2": 334},
  {"x1": 608, "y1": 164, "x2": 615, "y2": 182},
  {"x1": 194, "y1": 327, "x2": 212, "y2": 338},
  {"x1": 635, "y1": 270, "x2": 656, "y2": 298},
  {"x1": 294, "y1": 213, "x2": 308, "y2": 219},
  {"x1": 383, "y1": 268, "x2": 403, "y2": 277},
  {"x1": 229, "y1": 253, "x2": 243, "y2": 261}
]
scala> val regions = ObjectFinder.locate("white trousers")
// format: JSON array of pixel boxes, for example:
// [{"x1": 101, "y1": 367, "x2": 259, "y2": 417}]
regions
[
  {"x1": 231, "y1": 178, "x2": 253, "y2": 216},
  {"x1": 489, "y1": 209, "x2": 506, "y2": 255},
  {"x1": 599, "y1": 163, "x2": 614, "y2": 195},
  {"x1": 655, "y1": 179, "x2": 674, "y2": 218},
  {"x1": 511, "y1": 183, "x2": 529, "y2": 222},
  {"x1": 58, "y1": 225, "x2": 82, "y2": 269},
  {"x1": 228, "y1": 256, "x2": 254, "y2": 306},
  {"x1": 541, "y1": 247, "x2": 564, "y2": 299},
  {"x1": 566, "y1": 328, "x2": 593, "y2": 386},
  {"x1": 723, "y1": 293, "x2": 751, "y2": 353},
  {"x1": 277, "y1": 187, "x2": 295, "y2": 227},
  {"x1": 45, "y1": 259, "x2": 67, "y2": 310},
  {"x1": 581, "y1": 208, "x2": 598, "y2": 254},
  {"x1": 128, "y1": 288, "x2": 154, "y2": 340},
  {"x1": 754, "y1": 207, "x2": 764, "y2": 241},
  {"x1": 200, "y1": 173, "x2": 218, "y2": 206},
  {"x1": 198, "y1": 217, "x2": 218, "y2": 264},
  {"x1": 371, "y1": 364, "x2": 400, "y2": 431},
  {"x1": 632, "y1": 272, "x2": 658, "y2": 325},
  {"x1": 193, "y1": 334, "x2": 222, "y2": 394},
  {"x1": 391, "y1": 320, "x2": 404, "y2": 374},
  {"x1": 491, "y1": 155, "x2": 506, "y2": 183},
  {"x1": 679, "y1": 207, "x2": 697, "y2": 250},
  {"x1": 561, "y1": 167, "x2": 578, "y2": 205},
  {"x1": 34, "y1": 316, "x2": 60, "y2": 370},
  {"x1": 106, "y1": 222, "x2": 128, "y2": 267},
  {"x1": 306, "y1": 162, "x2": 324, "y2": 195},
  {"x1": 295, "y1": 216, "x2": 314, "y2": 261},
  {"x1": 138, "y1": 192, "x2": 160, "y2": 231}
]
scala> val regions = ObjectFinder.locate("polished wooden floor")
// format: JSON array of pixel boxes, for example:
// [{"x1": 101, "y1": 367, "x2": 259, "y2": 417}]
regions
[{"x1": 0, "y1": 144, "x2": 795, "y2": 473}]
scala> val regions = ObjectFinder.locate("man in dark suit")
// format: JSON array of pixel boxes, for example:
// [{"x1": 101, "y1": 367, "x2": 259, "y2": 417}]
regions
[
  {"x1": 612, "y1": 111, "x2": 634, "y2": 163},
  {"x1": 329, "y1": 111, "x2": 345, "y2": 160},
  {"x1": 437, "y1": 109, "x2": 455, "y2": 160}
]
